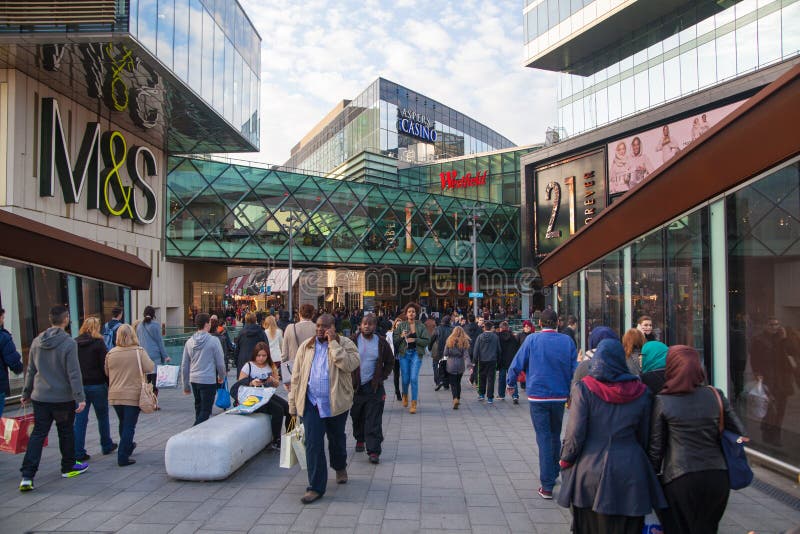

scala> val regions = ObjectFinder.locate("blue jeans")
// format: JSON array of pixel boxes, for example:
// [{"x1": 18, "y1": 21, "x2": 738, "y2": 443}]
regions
[
  {"x1": 112, "y1": 405, "x2": 140, "y2": 465},
  {"x1": 303, "y1": 396, "x2": 348, "y2": 495},
  {"x1": 529, "y1": 401, "x2": 565, "y2": 491},
  {"x1": 0, "y1": 392, "x2": 5, "y2": 418},
  {"x1": 74, "y1": 384, "x2": 114, "y2": 457},
  {"x1": 398, "y1": 349, "x2": 422, "y2": 401}
]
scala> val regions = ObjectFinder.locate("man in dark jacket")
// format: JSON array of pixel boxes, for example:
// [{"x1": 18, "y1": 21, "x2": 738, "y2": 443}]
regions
[
  {"x1": 0, "y1": 307, "x2": 23, "y2": 417},
  {"x1": 350, "y1": 315, "x2": 394, "y2": 464},
  {"x1": 234, "y1": 312, "x2": 269, "y2": 375},
  {"x1": 277, "y1": 311, "x2": 290, "y2": 332},
  {"x1": 496, "y1": 321, "x2": 520, "y2": 403},
  {"x1": 19, "y1": 305, "x2": 88, "y2": 492},
  {"x1": 473, "y1": 321, "x2": 501, "y2": 403},
  {"x1": 464, "y1": 314, "x2": 482, "y2": 386},
  {"x1": 430, "y1": 316, "x2": 454, "y2": 391}
]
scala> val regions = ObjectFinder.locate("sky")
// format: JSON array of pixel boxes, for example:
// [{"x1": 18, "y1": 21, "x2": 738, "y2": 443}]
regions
[{"x1": 235, "y1": 0, "x2": 559, "y2": 165}]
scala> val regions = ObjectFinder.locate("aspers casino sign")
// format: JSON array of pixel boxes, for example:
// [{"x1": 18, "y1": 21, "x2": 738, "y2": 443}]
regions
[
  {"x1": 39, "y1": 98, "x2": 158, "y2": 224},
  {"x1": 397, "y1": 108, "x2": 437, "y2": 143}
]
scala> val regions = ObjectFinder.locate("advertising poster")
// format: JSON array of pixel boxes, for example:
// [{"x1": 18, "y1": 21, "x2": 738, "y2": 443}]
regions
[
  {"x1": 607, "y1": 100, "x2": 746, "y2": 195},
  {"x1": 535, "y1": 150, "x2": 606, "y2": 256}
]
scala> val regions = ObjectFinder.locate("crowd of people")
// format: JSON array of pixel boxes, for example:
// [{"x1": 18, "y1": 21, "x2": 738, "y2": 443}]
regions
[{"x1": 6, "y1": 299, "x2": 753, "y2": 534}]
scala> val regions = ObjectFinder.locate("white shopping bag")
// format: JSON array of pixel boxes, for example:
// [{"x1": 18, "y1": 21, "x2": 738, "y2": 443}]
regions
[
  {"x1": 292, "y1": 423, "x2": 306, "y2": 470},
  {"x1": 280, "y1": 361, "x2": 292, "y2": 385},
  {"x1": 746, "y1": 378, "x2": 770, "y2": 420},
  {"x1": 280, "y1": 417, "x2": 303, "y2": 469},
  {"x1": 155, "y1": 365, "x2": 179, "y2": 388}
]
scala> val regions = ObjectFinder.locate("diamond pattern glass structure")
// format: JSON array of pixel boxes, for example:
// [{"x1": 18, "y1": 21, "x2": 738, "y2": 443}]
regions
[{"x1": 166, "y1": 157, "x2": 520, "y2": 270}]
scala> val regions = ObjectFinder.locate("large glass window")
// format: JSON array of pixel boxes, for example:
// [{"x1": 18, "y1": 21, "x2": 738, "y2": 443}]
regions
[
  {"x1": 584, "y1": 252, "x2": 624, "y2": 345},
  {"x1": 727, "y1": 160, "x2": 800, "y2": 468},
  {"x1": 631, "y1": 229, "x2": 666, "y2": 341}
]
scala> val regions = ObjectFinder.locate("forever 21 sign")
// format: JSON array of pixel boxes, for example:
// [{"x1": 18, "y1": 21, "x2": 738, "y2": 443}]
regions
[
  {"x1": 534, "y1": 150, "x2": 606, "y2": 256},
  {"x1": 39, "y1": 97, "x2": 158, "y2": 225}
]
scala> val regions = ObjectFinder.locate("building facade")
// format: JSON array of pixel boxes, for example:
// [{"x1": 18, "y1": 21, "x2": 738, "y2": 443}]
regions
[
  {"x1": 283, "y1": 78, "x2": 516, "y2": 174},
  {"x1": 0, "y1": 0, "x2": 260, "y2": 398},
  {"x1": 522, "y1": 0, "x2": 800, "y2": 472}
]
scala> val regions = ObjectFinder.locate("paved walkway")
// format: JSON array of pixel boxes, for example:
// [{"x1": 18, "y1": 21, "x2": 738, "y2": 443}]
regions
[{"x1": 0, "y1": 364, "x2": 798, "y2": 533}]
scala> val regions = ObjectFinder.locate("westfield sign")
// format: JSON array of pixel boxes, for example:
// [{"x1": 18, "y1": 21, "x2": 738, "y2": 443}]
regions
[{"x1": 440, "y1": 169, "x2": 488, "y2": 191}]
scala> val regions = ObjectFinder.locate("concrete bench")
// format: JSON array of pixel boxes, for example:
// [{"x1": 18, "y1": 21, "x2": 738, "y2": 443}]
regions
[{"x1": 165, "y1": 413, "x2": 272, "y2": 481}]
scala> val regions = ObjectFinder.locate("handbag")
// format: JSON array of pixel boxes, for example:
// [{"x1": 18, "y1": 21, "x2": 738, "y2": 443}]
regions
[
  {"x1": 215, "y1": 377, "x2": 232, "y2": 410},
  {"x1": 136, "y1": 348, "x2": 158, "y2": 414},
  {"x1": 708, "y1": 386, "x2": 753, "y2": 490}
]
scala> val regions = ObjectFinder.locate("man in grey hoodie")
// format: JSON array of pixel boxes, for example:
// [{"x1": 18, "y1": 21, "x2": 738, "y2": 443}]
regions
[
  {"x1": 182, "y1": 313, "x2": 226, "y2": 425},
  {"x1": 19, "y1": 305, "x2": 87, "y2": 492}
]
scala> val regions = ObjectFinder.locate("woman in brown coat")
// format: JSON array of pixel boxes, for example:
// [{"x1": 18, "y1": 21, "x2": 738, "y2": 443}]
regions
[{"x1": 105, "y1": 324, "x2": 153, "y2": 467}]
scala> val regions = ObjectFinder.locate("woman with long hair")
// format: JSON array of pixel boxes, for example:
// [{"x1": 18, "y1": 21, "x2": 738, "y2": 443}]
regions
[
  {"x1": 238, "y1": 341, "x2": 290, "y2": 451},
  {"x1": 392, "y1": 303, "x2": 430, "y2": 414},
  {"x1": 135, "y1": 306, "x2": 169, "y2": 398},
  {"x1": 263, "y1": 315, "x2": 284, "y2": 364},
  {"x1": 74, "y1": 317, "x2": 116, "y2": 461},
  {"x1": 443, "y1": 326, "x2": 471, "y2": 409},
  {"x1": 105, "y1": 324, "x2": 153, "y2": 466},
  {"x1": 622, "y1": 328, "x2": 646, "y2": 375},
  {"x1": 649, "y1": 345, "x2": 747, "y2": 533}
]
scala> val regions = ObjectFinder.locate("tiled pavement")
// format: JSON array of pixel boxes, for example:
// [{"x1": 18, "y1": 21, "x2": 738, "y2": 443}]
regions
[{"x1": 0, "y1": 364, "x2": 798, "y2": 533}]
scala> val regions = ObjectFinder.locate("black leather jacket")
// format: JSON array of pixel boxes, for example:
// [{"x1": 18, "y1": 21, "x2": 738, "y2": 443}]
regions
[{"x1": 648, "y1": 386, "x2": 745, "y2": 485}]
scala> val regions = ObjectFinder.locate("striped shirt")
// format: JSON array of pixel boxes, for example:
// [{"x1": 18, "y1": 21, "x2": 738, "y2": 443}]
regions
[{"x1": 307, "y1": 339, "x2": 331, "y2": 417}]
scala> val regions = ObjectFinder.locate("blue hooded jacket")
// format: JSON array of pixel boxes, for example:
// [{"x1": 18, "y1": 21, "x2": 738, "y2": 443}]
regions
[{"x1": 506, "y1": 330, "x2": 577, "y2": 402}]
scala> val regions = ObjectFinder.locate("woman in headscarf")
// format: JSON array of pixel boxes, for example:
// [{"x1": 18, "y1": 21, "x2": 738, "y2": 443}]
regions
[
  {"x1": 571, "y1": 326, "x2": 619, "y2": 391},
  {"x1": 558, "y1": 339, "x2": 665, "y2": 533},
  {"x1": 640, "y1": 341, "x2": 669, "y2": 393},
  {"x1": 648, "y1": 345, "x2": 747, "y2": 534}
]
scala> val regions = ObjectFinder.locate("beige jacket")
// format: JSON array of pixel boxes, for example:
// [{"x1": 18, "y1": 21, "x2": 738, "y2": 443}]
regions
[
  {"x1": 281, "y1": 320, "x2": 317, "y2": 363},
  {"x1": 105, "y1": 346, "x2": 154, "y2": 406},
  {"x1": 287, "y1": 335, "x2": 360, "y2": 418}
]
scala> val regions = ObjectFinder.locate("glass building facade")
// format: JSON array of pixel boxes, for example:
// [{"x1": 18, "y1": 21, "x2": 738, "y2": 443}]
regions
[
  {"x1": 166, "y1": 157, "x2": 520, "y2": 270},
  {"x1": 284, "y1": 78, "x2": 516, "y2": 175},
  {"x1": 553, "y1": 159, "x2": 800, "y2": 469},
  {"x1": 399, "y1": 146, "x2": 540, "y2": 206},
  {"x1": 0, "y1": 0, "x2": 260, "y2": 151},
  {"x1": 0, "y1": 259, "x2": 129, "y2": 398},
  {"x1": 532, "y1": 0, "x2": 800, "y2": 138}
]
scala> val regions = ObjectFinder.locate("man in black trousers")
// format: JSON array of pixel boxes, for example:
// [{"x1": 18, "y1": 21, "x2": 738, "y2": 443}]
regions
[{"x1": 350, "y1": 315, "x2": 395, "y2": 464}]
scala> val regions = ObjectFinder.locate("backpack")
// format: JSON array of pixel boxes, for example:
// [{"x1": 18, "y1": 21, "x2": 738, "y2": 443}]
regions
[{"x1": 103, "y1": 321, "x2": 121, "y2": 350}]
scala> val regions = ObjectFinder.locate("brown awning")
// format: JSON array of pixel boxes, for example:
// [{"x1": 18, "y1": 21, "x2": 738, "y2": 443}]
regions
[
  {"x1": 0, "y1": 210, "x2": 151, "y2": 289},
  {"x1": 537, "y1": 62, "x2": 800, "y2": 286}
]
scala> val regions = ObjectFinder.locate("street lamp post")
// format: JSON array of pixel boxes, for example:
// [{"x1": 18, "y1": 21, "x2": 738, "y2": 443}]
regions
[
  {"x1": 282, "y1": 208, "x2": 303, "y2": 322},
  {"x1": 467, "y1": 204, "x2": 483, "y2": 318}
]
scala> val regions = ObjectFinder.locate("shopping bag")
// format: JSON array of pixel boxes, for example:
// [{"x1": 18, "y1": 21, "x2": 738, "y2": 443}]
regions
[
  {"x1": 227, "y1": 386, "x2": 275, "y2": 415},
  {"x1": 215, "y1": 378, "x2": 232, "y2": 410},
  {"x1": 280, "y1": 361, "x2": 292, "y2": 385},
  {"x1": 155, "y1": 365, "x2": 179, "y2": 388},
  {"x1": 0, "y1": 412, "x2": 48, "y2": 454},
  {"x1": 291, "y1": 423, "x2": 307, "y2": 470},
  {"x1": 280, "y1": 417, "x2": 300, "y2": 469},
  {"x1": 746, "y1": 378, "x2": 769, "y2": 420}
]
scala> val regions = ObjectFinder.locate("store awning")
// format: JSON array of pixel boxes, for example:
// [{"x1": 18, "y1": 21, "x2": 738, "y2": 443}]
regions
[
  {"x1": 224, "y1": 275, "x2": 247, "y2": 297},
  {"x1": 537, "y1": 61, "x2": 800, "y2": 286},
  {"x1": 265, "y1": 269, "x2": 301, "y2": 293},
  {"x1": 0, "y1": 209, "x2": 151, "y2": 289}
]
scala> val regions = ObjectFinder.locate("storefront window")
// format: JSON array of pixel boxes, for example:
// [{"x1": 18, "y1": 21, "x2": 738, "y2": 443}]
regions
[
  {"x1": 727, "y1": 160, "x2": 800, "y2": 468},
  {"x1": 0, "y1": 260, "x2": 127, "y2": 399},
  {"x1": 557, "y1": 272, "x2": 582, "y2": 349},
  {"x1": 631, "y1": 229, "x2": 666, "y2": 341},
  {"x1": 584, "y1": 252, "x2": 624, "y2": 345}
]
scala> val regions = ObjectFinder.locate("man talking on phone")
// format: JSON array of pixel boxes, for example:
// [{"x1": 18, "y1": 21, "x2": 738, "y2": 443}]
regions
[{"x1": 287, "y1": 313, "x2": 360, "y2": 504}]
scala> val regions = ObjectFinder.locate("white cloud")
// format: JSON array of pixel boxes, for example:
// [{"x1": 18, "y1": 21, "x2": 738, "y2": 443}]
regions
[{"x1": 235, "y1": 0, "x2": 558, "y2": 165}]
